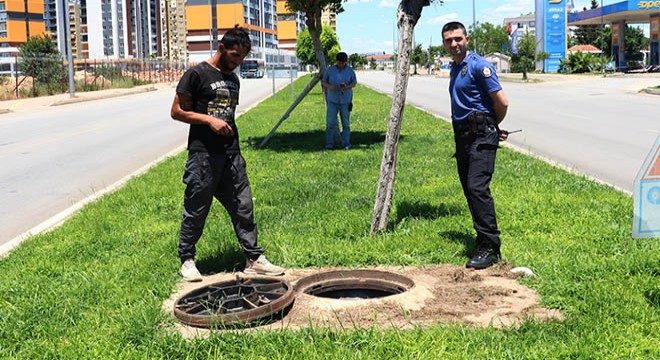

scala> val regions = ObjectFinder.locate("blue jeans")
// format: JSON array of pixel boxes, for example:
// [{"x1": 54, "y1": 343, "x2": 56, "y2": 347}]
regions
[{"x1": 326, "y1": 101, "x2": 351, "y2": 148}]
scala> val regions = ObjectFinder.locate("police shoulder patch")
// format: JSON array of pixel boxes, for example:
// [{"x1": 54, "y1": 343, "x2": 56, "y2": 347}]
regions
[{"x1": 482, "y1": 66, "x2": 492, "y2": 78}]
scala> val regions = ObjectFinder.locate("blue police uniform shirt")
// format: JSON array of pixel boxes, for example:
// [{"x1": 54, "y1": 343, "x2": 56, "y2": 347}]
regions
[
  {"x1": 323, "y1": 64, "x2": 357, "y2": 104},
  {"x1": 448, "y1": 51, "x2": 502, "y2": 122}
]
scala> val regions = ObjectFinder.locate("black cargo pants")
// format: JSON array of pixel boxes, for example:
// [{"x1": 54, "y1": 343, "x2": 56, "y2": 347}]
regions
[
  {"x1": 452, "y1": 113, "x2": 501, "y2": 251},
  {"x1": 178, "y1": 151, "x2": 264, "y2": 262}
]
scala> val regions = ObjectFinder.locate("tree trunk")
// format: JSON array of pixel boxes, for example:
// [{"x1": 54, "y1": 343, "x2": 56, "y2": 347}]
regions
[
  {"x1": 370, "y1": 0, "x2": 428, "y2": 234},
  {"x1": 259, "y1": 10, "x2": 327, "y2": 148}
]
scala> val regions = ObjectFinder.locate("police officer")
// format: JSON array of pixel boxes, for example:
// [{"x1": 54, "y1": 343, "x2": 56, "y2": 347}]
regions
[{"x1": 441, "y1": 21, "x2": 510, "y2": 269}]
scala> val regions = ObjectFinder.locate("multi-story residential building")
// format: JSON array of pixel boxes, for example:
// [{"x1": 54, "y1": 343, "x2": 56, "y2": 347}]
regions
[
  {"x1": 68, "y1": 1, "x2": 86, "y2": 59},
  {"x1": 0, "y1": 0, "x2": 47, "y2": 71},
  {"x1": 79, "y1": 0, "x2": 160, "y2": 59},
  {"x1": 275, "y1": 0, "x2": 304, "y2": 51},
  {"x1": 321, "y1": 6, "x2": 335, "y2": 32},
  {"x1": 503, "y1": 13, "x2": 536, "y2": 54},
  {"x1": 160, "y1": 0, "x2": 187, "y2": 61},
  {"x1": 187, "y1": 0, "x2": 291, "y2": 65}
]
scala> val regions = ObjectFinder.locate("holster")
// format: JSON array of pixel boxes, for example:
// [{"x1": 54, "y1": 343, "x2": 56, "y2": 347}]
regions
[{"x1": 467, "y1": 112, "x2": 496, "y2": 135}]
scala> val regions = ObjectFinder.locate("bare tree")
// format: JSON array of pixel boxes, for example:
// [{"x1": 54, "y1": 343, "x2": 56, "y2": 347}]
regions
[
  {"x1": 371, "y1": 0, "x2": 439, "y2": 234},
  {"x1": 259, "y1": 0, "x2": 345, "y2": 147}
]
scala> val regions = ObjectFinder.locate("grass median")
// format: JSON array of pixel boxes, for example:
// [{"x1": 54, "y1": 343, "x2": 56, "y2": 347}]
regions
[{"x1": 0, "y1": 74, "x2": 658, "y2": 359}]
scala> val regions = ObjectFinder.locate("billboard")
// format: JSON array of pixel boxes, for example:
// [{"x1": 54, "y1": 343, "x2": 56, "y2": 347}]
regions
[{"x1": 544, "y1": 0, "x2": 567, "y2": 73}]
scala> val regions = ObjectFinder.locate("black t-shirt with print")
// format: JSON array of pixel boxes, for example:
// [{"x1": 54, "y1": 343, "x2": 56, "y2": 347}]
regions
[{"x1": 176, "y1": 61, "x2": 241, "y2": 154}]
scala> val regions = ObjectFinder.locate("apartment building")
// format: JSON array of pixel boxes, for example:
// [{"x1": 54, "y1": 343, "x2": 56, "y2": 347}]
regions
[
  {"x1": 161, "y1": 0, "x2": 187, "y2": 61},
  {"x1": 321, "y1": 6, "x2": 335, "y2": 32},
  {"x1": 503, "y1": 13, "x2": 536, "y2": 54},
  {"x1": 275, "y1": 0, "x2": 303, "y2": 51},
  {"x1": 0, "y1": 0, "x2": 47, "y2": 55},
  {"x1": 186, "y1": 0, "x2": 281, "y2": 63}
]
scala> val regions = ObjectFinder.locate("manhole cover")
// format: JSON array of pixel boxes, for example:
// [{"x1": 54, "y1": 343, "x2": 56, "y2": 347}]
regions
[
  {"x1": 173, "y1": 276, "x2": 294, "y2": 328},
  {"x1": 295, "y1": 269, "x2": 414, "y2": 300}
]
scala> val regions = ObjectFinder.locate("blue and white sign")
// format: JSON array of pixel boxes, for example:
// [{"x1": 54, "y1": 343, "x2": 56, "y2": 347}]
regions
[
  {"x1": 544, "y1": 0, "x2": 567, "y2": 73},
  {"x1": 633, "y1": 134, "x2": 660, "y2": 238}
]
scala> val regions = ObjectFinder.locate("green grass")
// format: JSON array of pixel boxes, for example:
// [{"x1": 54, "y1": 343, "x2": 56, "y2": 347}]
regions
[{"x1": 0, "y1": 74, "x2": 658, "y2": 359}]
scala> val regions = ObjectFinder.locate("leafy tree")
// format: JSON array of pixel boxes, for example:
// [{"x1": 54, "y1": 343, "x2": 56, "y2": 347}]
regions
[
  {"x1": 348, "y1": 53, "x2": 366, "y2": 69},
  {"x1": 18, "y1": 34, "x2": 65, "y2": 89},
  {"x1": 623, "y1": 25, "x2": 648, "y2": 60},
  {"x1": 511, "y1": 31, "x2": 537, "y2": 79},
  {"x1": 468, "y1": 22, "x2": 509, "y2": 56},
  {"x1": 410, "y1": 43, "x2": 427, "y2": 74},
  {"x1": 295, "y1": 25, "x2": 340, "y2": 67},
  {"x1": 536, "y1": 51, "x2": 550, "y2": 73},
  {"x1": 369, "y1": 58, "x2": 377, "y2": 70},
  {"x1": 573, "y1": 25, "x2": 600, "y2": 46},
  {"x1": 559, "y1": 51, "x2": 600, "y2": 73},
  {"x1": 427, "y1": 45, "x2": 446, "y2": 62}
]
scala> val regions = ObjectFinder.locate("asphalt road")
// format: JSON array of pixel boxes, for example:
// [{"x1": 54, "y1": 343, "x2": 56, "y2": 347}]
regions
[
  {"x1": 0, "y1": 75, "x2": 298, "y2": 253},
  {"x1": 357, "y1": 70, "x2": 660, "y2": 194}
]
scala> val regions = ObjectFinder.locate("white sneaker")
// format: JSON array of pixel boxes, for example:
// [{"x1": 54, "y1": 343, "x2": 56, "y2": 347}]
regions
[
  {"x1": 244, "y1": 255, "x2": 285, "y2": 276},
  {"x1": 180, "y1": 259, "x2": 202, "y2": 282}
]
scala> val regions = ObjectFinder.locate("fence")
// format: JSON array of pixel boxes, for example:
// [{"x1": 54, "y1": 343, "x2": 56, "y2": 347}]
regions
[{"x1": 0, "y1": 57, "x2": 190, "y2": 100}]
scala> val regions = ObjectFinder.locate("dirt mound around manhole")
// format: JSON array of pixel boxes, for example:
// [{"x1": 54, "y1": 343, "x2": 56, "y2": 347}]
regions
[{"x1": 164, "y1": 264, "x2": 563, "y2": 338}]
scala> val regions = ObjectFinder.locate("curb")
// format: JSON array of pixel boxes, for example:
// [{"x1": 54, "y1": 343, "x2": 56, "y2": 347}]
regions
[
  {"x1": 643, "y1": 88, "x2": 660, "y2": 95},
  {"x1": 50, "y1": 86, "x2": 158, "y2": 106}
]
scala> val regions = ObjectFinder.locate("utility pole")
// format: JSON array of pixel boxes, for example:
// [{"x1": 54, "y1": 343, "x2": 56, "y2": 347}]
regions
[
  {"x1": 60, "y1": 0, "x2": 75, "y2": 97},
  {"x1": 211, "y1": 0, "x2": 218, "y2": 51}
]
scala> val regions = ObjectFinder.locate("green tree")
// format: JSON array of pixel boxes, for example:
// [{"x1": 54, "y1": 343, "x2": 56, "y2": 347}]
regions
[
  {"x1": 511, "y1": 31, "x2": 537, "y2": 79},
  {"x1": 410, "y1": 43, "x2": 427, "y2": 74},
  {"x1": 559, "y1": 51, "x2": 600, "y2": 73},
  {"x1": 536, "y1": 51, "x2": 550, "y2": 73},
  {"x1": 468, "y1": 22, "x2": 509, "y2": 56},
  {"x1": 348, "y1": 53, "x2": 366, "y2": 69},
  {"x1": 427, "y1": 45, "x2": 446, "y2": 63},
  {"x1": 18, "y1": 34, "x2": 65, "y2": 90},
  {"x1": 295, "y1": 25, "x2": 340, "y2": 67},
  {"x1": 623, "y1": 25, "x2": 648, "y2": 60}
]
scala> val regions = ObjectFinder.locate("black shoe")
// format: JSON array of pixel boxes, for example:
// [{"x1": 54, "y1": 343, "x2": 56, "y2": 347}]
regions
[{"x1": 466, "y1": 248, "x2": 501, "y2": 269}]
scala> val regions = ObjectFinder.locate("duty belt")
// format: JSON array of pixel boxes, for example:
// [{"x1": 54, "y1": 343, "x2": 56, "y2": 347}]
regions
[{"x1": 453, "y1": 112, "x2": 496, "y2": 135}]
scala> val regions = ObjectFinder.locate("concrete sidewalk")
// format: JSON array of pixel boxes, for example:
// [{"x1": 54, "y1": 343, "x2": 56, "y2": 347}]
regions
[{"x1": 0, "y1": 82, "x2": 176, "y2": 115}]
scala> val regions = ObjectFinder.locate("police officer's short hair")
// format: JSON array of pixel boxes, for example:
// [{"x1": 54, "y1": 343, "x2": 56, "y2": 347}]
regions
[
  {"x1": 221, "y1": 25, "x2": 252, "y2": 52},
  {"x1": 442, "y1": 21, "x2": 467, "y2": 36}
]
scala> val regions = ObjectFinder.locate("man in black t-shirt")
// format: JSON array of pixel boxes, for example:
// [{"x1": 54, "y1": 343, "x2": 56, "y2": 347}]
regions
[{"x1": 170, "y1": 26, "x2": 284, "y2": 281}]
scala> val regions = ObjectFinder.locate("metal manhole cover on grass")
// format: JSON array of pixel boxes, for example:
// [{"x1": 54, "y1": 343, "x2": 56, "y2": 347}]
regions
[
  {"x1": 295, "y1": 269, "x2": 415, "y2": 300},
  {"x1": 173, "y1": 276, "x2": 295, "y2": 328}
]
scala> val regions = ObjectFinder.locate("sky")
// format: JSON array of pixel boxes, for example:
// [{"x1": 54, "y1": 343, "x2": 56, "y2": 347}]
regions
[{"x1": 335, "y1": 0, "x2": 605, "y2": 55}]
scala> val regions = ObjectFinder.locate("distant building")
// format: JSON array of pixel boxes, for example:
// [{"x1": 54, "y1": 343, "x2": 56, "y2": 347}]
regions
[
  {"x1": 365, "y1": 53, "x2": 394, "y2": 70},
  {"x1": 187, "y1": 0, "x2": 286, "y2": 64},
  {"x1": 568, "y1": 44, "x2": 601, "y2": 54},
  {"x1": 321, "y1": 6, "x2": 335, "y2": 32},
  {"x1": 503, "y1": 14, "x2": 536, "y2": 54},
  {"x1": 276, "y1": 0, "x2": 305, "y2": 51},
  {"x1": 0, "y1": 0, "x2": 48, "y2": 72},
  {"x1": 161, "y1": 0, "x2": 187, "y2": 61},
  {"x1": 484, "y1": 52, "x2": 511, "y2": 73}
]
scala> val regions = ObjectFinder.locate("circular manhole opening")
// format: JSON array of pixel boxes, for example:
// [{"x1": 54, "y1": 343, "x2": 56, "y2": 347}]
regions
[
  {"x1": 295, "y1": 269, "x2": 414, "y2": 300},
  {"x1": 173, "y1": 276, "x2": 294, "y2": 328}
]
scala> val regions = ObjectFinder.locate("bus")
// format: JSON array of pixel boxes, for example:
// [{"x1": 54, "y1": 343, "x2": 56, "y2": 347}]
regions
[{"x1": 239, "y1": 59, "x2": 265, "y2": 78}]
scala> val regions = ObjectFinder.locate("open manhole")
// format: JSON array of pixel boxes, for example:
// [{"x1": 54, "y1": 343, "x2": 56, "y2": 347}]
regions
[
  {"x1": 173, "y1": 276, "x2": 294, "y2": 328},
  {"x1": 295, "y1": 269, "x2": 414, "y2": 300}
]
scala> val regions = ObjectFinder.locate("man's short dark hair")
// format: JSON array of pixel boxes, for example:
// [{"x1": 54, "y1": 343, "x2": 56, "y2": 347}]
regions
[
  {"x1": 442, "y1": 21, "x2": 467, "y2": 36},
  {"x1": 221, "y1": 26, "x2": 252, "y2": 52},
  {"x1": 336, "y1": 52, "x2": 348, "y2": 62}
]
